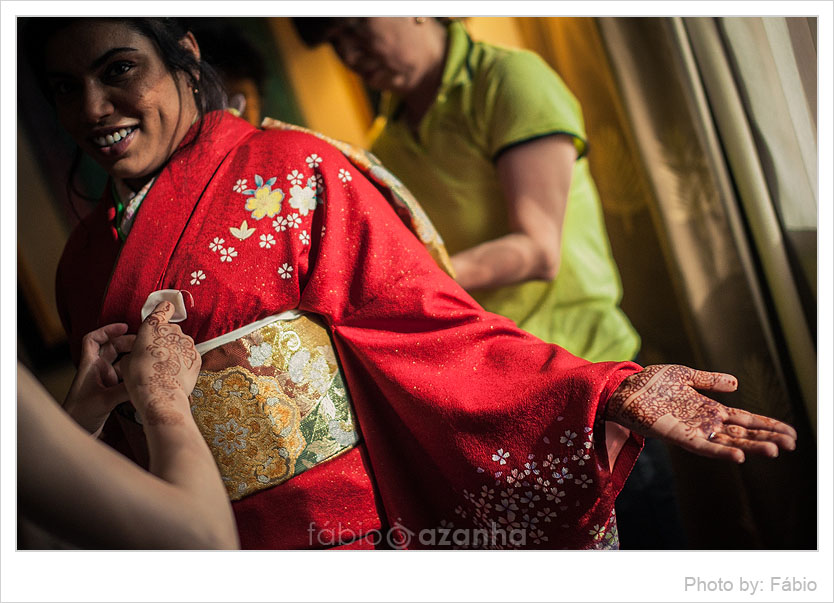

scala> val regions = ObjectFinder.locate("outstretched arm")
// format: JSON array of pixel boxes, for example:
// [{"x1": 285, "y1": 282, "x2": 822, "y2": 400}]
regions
[
  {"x1": 17, "y1": 302, "x2": 238, "y2": 549},
  {"x1": 605, "y1": 364, "x2": 797, "y2": 463}
]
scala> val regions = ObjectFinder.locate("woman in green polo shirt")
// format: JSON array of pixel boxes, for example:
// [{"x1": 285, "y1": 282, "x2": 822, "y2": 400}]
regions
[{"x1": 291, "y1": 16, "x2": 684, "y2": 549}]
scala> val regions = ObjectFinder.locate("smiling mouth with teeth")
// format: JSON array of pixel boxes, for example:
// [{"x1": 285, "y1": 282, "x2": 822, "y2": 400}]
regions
[{"x1": 93, "y1": 126, "x2": 137, "y2": 147}]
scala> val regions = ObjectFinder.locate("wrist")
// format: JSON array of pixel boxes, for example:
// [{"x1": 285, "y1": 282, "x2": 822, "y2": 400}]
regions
[
  {"x1": 62, "y1": 394, "x2": 115, "y2": 434},
  {"x1": 132, "y1": 387, "x2": 193, "y2": 425}
]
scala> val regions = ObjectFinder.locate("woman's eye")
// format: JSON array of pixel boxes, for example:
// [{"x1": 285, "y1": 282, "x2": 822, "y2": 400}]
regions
[
  {"x1": 49, "y1": 80, "x2": 75, "y2": 97},
  {"x1": 105, "y1": 61, "x2": 134, "y2": 79}
]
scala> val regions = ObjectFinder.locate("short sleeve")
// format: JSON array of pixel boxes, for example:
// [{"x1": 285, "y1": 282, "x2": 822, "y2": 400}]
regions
[{"x1": 479, "y1": 50, "x2": 588, "y2": 160}]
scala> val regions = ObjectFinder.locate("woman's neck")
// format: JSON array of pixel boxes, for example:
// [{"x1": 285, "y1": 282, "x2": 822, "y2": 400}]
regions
[{"x1": 401, "y1": 22, "x2": 449, "y2": 132}]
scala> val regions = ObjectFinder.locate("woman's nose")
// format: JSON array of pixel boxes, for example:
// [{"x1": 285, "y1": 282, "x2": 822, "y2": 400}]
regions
[{"x1": 81, "y1": 83, "x2": 114, "y2": 123}]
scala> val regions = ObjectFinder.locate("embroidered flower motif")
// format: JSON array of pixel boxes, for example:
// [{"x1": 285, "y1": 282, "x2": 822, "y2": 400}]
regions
[
  {"x1": 308, "y1": 174, "x2": 324, "y2": 191},
  {"x1": 209, "y1": 237, "x2": 225, "y2": 252},
  {"x1": 288, "y1": 349, "x2": 310, "y2": 383},
  {"x1": 233, "y1": 178, "x2": 248, "y2": 193},
  {"x1": 299, "y1": 230, "x2": 310, "y2": 245},
  {"x1": 328, "y1": 419, "x2": 359, "y2": 447},
  {"x1": 519, "y1": 513, "x2": 539, "y2": 530},
  {"x1": 213, "y1": 418, "x2": 249, "y2": 455},
  {"x1": 287, "y1": 170, "x2": 304, "y2": 186},
  {"x1": 305, "y1": 153, "x2": 322, "y2": 168},
  {"x1": 259, "y1": 233, "x2": 275, "y2": 249},
  {"x1": 309, "y1": 355, "x2": 331, "y2": 395},
  {"x1": 247, "y1": 342, "x2": 273, "y2": 367},
  {"x1": 190, "y1": 270, "x2": 206, "y2": 285},
  {"x1": 278, "y1": 263, "x2": 293, "y2": 279},
  {"x1": 575, "y1": 474, "x2": 593, "y2": 489},
  {"x1": 546, "y1": 487, "x2": 565, "y2": 504},
  {"x1": 532, "y1": 476, "x2": 551, "y2": 492},
  {"x1": 542, "y1": 453, "x2": 559, "y2": 470},
  {"x1": 529, "y1": 528, "x2": 548, "y2": 545},
  {"x1": 244, "y1": 174, "x2": 283, "y2": 220},
  {"x1": 220, "y1": 247, "x2": 237, "y2": 262},
  {"x1": 572, "y1": 451, "x2": 591, "y2": 466},
  {"x1": 338, "y1": 168, "x2": 352, "y2": 183},
  {"x1": 492, "y1": 448, "x2": 510, "y2": 465},
  {"x1": 284, "y1": 213, "x2": 300, "y2": 229},
  {"x1": 506, "y1": 467, "x2": 529, "y2": 487},
  {"x1": 288, "y1": 184, "x2": 317, "y2": 216},
  {"x1": 523, "y1": 461, "x2": 540, "y2": 476},
  {"x1": 589, "y1": 524, "x2": 606, "y2": 540},
  {"x1": 519, "y1": 490, "x2": 540, "y2": 508},
  {"x1": 495, "y1": 490, "x2": 519, "y2": 514},
  {"x1": 230, "y1": 219, "x2": 255, "y2": 240},
  {"x1": 537, "y1": 507, "x2": 558, "y2": 523},
  {"x1": 273, "y1": 216, "x2": 289, "y2": 232},
  {"x1": 553, "y1": 466, "x2": 572, "y2": 484},
  {"x1": 560, "y1": 430, "x2": 578, "y2": 446},
  {"x1": 497, "y1": 512, "x2": 520, "y2": 530}
]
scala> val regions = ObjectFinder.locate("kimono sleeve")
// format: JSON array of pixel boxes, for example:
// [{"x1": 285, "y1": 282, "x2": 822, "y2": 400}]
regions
[{"x1": 298, "y1": 139, "x2": 643, "y2": 549}]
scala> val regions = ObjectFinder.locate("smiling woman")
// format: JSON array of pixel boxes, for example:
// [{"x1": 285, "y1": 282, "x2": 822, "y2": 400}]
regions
[{"x1": 25, "y1": 18, "x2": 226, "y2": 191}]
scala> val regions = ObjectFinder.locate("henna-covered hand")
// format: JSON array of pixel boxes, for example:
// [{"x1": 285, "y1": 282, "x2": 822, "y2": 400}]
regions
[
  {"x1": 63, "y1": 323, "x2": 136, "y2": 435},
  {"x1": 606, "y1": 364, "x2": 797, "y2": 463},
  {"x1": 121, "y1": 301, "x2": 201, "y2": 426}
]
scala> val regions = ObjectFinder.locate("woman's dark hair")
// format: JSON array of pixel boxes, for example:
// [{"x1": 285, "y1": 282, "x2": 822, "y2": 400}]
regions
[
  {"x1": 290, "y1": 17, "x2": 341, "y2": 48},
  {"x1": 22, "y1": 17, "x2": 228, "y2": 208},
  {"x1": 290, "y1": 17, "x2": 458, "y2": 48}
]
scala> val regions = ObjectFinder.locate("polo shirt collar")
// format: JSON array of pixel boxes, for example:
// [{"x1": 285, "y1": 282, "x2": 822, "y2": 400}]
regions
[{"x1": 436, "y1": 20, "x2": 474, "y2": 101}]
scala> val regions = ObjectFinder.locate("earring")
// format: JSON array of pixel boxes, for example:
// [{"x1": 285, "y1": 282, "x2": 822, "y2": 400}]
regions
[
  {"x1": 415, "y1": 17, "x2": 427, "y2": 24},
  {"x1": 193, "y1": 86, "x2": 200, "y2": 95}
]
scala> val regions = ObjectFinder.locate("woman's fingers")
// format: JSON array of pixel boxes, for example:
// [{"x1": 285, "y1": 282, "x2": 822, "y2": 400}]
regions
[
  {"x1": 684, "y1": 423, "x2": 796, "y2": 463},
  {"x1": 80, "y1": 323, "x2": 127, "y2": 362},
  {"x1": 686, "y1": 437, "x2": 746, "y2": 464},
  {"x1": 99, "y1": 334, "x2": 136, "y2": 364},
  {"x1": 725, "y1": 407, "x2": 798, "y2": 439},
  {"x1": 145, "y1": 300, "x2": 175, "y2": 324},
  {"x1": 719, "y1": 424, "x2": 796, "y2": 450},
  {"x1": 687, "y1": 368, "x2": 738, "y2": 393}
]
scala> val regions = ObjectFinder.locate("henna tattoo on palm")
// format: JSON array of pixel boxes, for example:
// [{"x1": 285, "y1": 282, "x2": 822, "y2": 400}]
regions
[{"x1": 608, "y1": 365, "x2": 725, "y2": 438}]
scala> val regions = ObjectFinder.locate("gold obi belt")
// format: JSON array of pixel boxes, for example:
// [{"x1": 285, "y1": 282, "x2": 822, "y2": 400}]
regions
[
  {"x1": 191, "y1": 312, "x2": 361, "y2": 500},
  {"x1": 114, "y1": 312, "x2": 361, "y2": 501}
]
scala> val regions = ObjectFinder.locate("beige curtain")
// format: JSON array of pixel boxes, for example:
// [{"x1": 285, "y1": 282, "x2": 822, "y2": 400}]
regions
[
  {"x1": 682, "y1": 17, "x2": 817, "y2": 425},
  {"x1": 514, "y1": 17, "x2": 816, "y2": 548}
]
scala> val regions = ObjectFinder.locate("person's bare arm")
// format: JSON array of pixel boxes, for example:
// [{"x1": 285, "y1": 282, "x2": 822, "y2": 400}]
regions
[
  {"x1": 17, "y1": 303, "x2": 238, "y2": 549},
  {"x1": 450, "y1": 134, "x2": 575, "y2": 291}
]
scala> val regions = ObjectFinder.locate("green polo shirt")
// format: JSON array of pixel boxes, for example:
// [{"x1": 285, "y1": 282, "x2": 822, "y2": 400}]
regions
[{"x1": 370, "y1": 21, "x2": 639, "y2": 362}]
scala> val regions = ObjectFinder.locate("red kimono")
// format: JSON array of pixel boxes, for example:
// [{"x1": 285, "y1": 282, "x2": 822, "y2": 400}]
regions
[{"x1": 56, "y1": 111, "x2": 642, "y2": 549}]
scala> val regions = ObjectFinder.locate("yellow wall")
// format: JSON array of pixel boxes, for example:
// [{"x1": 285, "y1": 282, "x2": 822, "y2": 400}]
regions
[{"x1": 268, "y1": 18, "x2": 374, "y2": 148}]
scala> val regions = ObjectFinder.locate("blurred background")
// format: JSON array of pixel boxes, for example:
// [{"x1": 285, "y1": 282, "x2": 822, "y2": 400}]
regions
[{"x1": 17, "y1": 16, "x2": 817, "y2": 549}]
